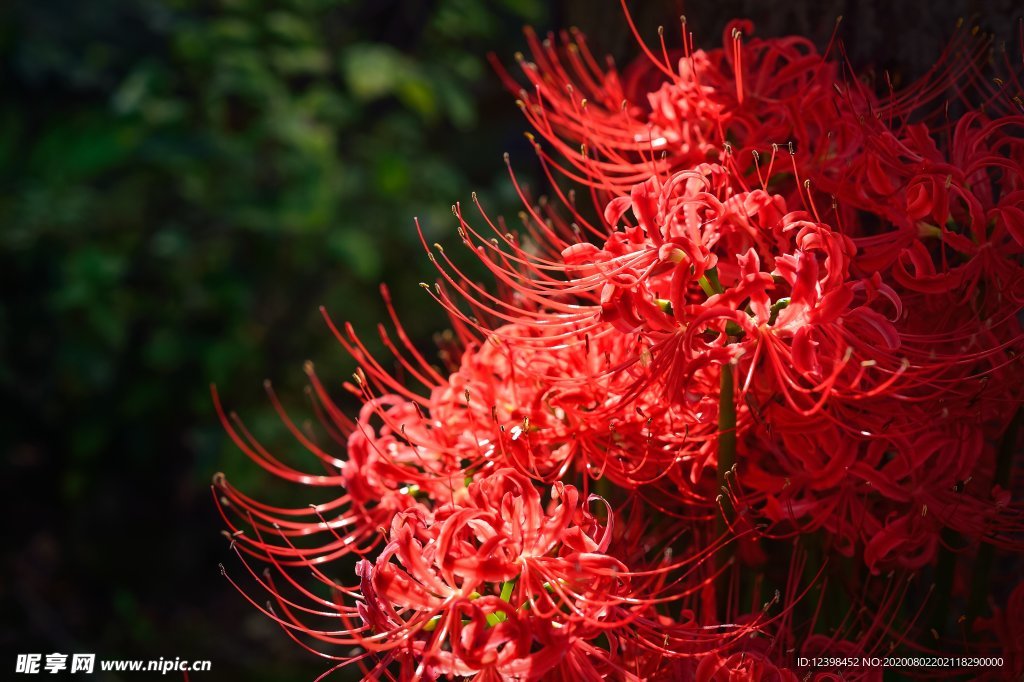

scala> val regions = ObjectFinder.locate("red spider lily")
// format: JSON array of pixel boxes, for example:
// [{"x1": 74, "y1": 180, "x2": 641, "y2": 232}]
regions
[
  {"x1": 211, "y1": 299, "x2": 473, "y2": 568},
  {"x1": 736, "y1": 410, "x2": 1024, "y2": 573},
  {"x1": 354, "y1": 469, "x2": 636, "y2": 679},
  {"x1": 434, "y1": 321, "x2": 727, "y2": 492},
  {"x1": 214, "y1": 5, "x2": 1024, "y2": 680},
  {"x1": 493, "y1": 16, "x2": 851, "y2": 208},
  {"x1": 435, "y1": 163, "x2": 916, "y2": 430},
  {"x1": 422, "y1": 10, "x2": 1024, "y2": 574},
  {"x1": 221, "y1": 461, "x2": 772, "y2": 680},
  {"x1": 836, "y1": 113, "x2": 1024, "y2": 303}
]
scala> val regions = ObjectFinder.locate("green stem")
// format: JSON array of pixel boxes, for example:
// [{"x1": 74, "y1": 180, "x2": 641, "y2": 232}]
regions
[
  {"x1": 931, "y1": 527, "x2": 959, "y2": 637},
  {"x1": 802, "y1": 533, "x2": 823, "y2": 631},
  {"x1": 717, "y1": 363, "x2": 737, "y2": 518},
  {"x1": 485, "y1": 580, "x2": 517, "y2": 626},
  {"x1": 698, "y1": 266, "x2": 725, "y2": 297},
  {"x1": 716, "y1": 363, "x2": 737, "y2": 621}
]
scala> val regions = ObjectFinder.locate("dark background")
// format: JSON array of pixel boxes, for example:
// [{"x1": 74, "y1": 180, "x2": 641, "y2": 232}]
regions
[{"x1": 2, "y1": 1, "x2": 1021, "y2": 680}]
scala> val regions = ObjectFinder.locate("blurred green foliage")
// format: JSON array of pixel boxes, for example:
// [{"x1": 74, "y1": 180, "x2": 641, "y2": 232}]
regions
[
  {"x1": 1, "y1": 0, "x2": 543, "y2": 678},
  {"x1": 1, "y1": 0, "x2": 544, "y2": 479}
]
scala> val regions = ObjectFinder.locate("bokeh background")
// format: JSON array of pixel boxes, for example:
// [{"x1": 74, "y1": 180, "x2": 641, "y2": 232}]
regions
[{"x1": 2, "y1": 1, "x2": 1021, "y2": 680}]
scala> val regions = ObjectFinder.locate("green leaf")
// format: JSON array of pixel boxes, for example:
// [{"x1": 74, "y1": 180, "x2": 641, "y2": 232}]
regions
[
  {"x1": 270, "y1": 46, "x2": 330, "y2": 75},
  {"x1": 266, "y1": 12, "x2": 316, "y2": 44},
  {"x1": 30, "y1": 117, "x2": 137, "y2": 178},
  {"x1": 396, "y1": 78, "x2": 437, "y2": 120},
  {"x1": 328, "y1": 229, "x2": 382, "y2": 281},
  {"x1": 341, "y1": 43, "x2": 407, "y2": 101}
]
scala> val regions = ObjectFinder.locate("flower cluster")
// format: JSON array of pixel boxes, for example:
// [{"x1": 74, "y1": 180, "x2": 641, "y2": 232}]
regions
[{"x1": 215, "y1": 7, "x2": 1023, "y2": 681}]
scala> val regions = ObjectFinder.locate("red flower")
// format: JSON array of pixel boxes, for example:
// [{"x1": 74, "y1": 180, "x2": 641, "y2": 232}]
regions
[{"x1": 214, "y1": 6, "x2": 1024, "y2": 680}]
